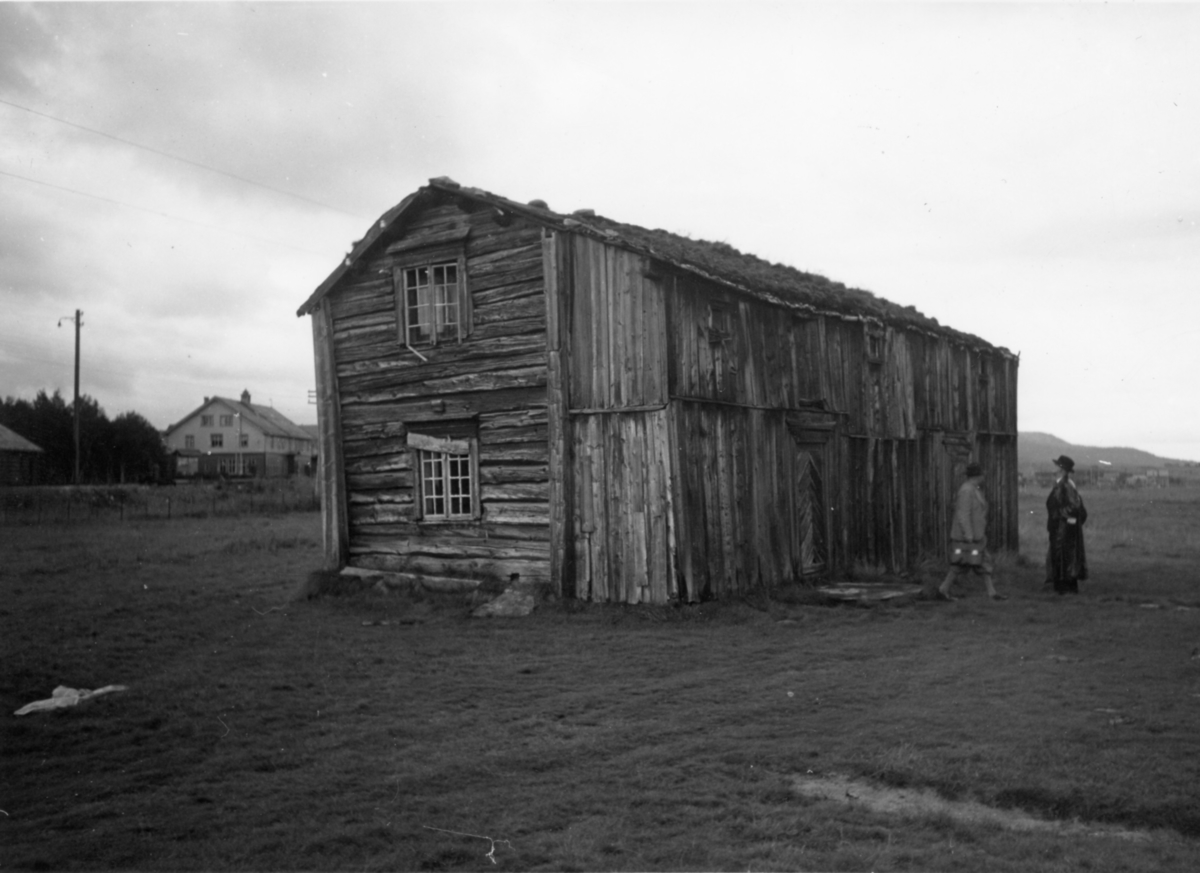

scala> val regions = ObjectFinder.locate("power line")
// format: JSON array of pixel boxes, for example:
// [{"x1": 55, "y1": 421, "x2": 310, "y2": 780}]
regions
[
  {"x1": 0, "y1": 96, "x2": 367, "y2": 219},
  {"x1": 0, "y1": 168, "x2": 340, "y2": 257}
]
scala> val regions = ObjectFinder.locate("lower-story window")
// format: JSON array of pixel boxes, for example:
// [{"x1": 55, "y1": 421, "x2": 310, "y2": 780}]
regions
[
  {"x1": 419, "y1": 450, "x2": 473, "y2": 519},
  {"x1": 407, "y1": 427, "x2": 479, "y2": 521}
]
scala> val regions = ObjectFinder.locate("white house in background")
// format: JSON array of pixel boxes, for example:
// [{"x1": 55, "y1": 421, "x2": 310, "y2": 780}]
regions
[{"x1": 163, "y1": 390, "x2": 316, "y2": 478}]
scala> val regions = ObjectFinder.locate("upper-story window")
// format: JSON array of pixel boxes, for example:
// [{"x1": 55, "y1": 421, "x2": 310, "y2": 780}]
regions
[
  {"x1": 707, "y1": 303, "x2": 736, "y2": 397},
  {"x1": 200, "y1": 414, "x2": 213, "y2": 427},
  {"x1": 220, "y1": 414, "x2": 233, "y2": 427},
  {"x1": 239, "y1": 433, "x2": 250, "y2": 448},
  {"x1": 185, "y1": 435, "x2": 195, "y2": 449},
  {"x1": 402, "y1": 262, "x2": 460, "y2": 345},
  {"x1": 390, "y1": 230, "x2": 472, "y2": 350},
  {"x1": 211, "y1": 433, "x2": 224, "y2": 448},
  {"x1": 866, "y1": 328, "x2": 885, "y2": 364}
]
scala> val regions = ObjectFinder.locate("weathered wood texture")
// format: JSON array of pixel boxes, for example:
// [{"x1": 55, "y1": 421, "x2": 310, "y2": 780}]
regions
[
  {"x1": 567, "y1": 235, "x2": 668, "y2": 410},
  {"x1": 570, "y1": 409, "x2": 674, "y2": 603},
  {"x1": 312, "y1": 188, "x2": 1018, "y2": 602},
  {"x1": 653, "y1": 264, "x2": 1018, "y2": 585},
  {"x1": 323, "y1": 195, "x2": 552, "y2": 585},
  {"x1": 312, "y1": 300, "x2": 349, "y2": 569}
]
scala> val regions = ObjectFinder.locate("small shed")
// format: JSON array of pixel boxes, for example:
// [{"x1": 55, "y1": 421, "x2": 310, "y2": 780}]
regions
[
  {"x1": 0, "y1": 423, "x2": 45, "y2": 486},
  {"x1": 297, "y1": 178, "x2": 1019, "y2": 603}
]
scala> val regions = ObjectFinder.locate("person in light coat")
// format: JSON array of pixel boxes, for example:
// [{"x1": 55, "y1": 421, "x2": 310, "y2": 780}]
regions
[{"x1": 936, "y1": 462, "x2": 1005, "y2": 601}]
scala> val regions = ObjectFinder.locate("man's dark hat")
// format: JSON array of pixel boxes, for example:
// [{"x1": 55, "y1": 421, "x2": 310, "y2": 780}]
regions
[
  {"x1": 965, "y1": 462, "x2": 983, "y2": 477},
  {"x1": 1052, "y1": 455, "x2": 1075, "y2": 472}
]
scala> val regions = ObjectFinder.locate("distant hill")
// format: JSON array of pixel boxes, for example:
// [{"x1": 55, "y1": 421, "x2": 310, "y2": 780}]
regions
[{"x1": 1018, "y1": 432, "x2": 1187, "y2": 472}]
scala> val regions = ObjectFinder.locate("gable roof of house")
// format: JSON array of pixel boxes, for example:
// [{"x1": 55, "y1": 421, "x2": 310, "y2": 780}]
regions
[
  {"x1": 163, "y1": 396, "x2": 314, "y2": 443},
  {"x1": 0, "y1": 423, "x2": 44, "y2": 453},
  {"x1": 298, "y1": 177, "x2": 1011, "y2": 355}
]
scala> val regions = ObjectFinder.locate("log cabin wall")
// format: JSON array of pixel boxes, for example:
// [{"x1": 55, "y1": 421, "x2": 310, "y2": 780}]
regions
[{"x1": 319, "y1": 194, "x2": 554, "y2": 588}]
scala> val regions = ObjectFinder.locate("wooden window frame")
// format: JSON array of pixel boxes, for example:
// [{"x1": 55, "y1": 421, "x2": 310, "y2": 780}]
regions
[
  {"x1": 219, "y1": 414, "x2": 233, "y2": 427},
  {"x1": 392, "y1": 243, "x2": 472, "y2": 350},
  {"x1": 866, "y1": 327, "x2": 885, "y2": 364},
  {"x1": 707, "y1": 304, "x2": 733, "y2": 345},
  {"x1": 407, "y1": 430, "x2": 481, "y2": 522},
  {"x1": 210, "y1": 433, "x2": 224, "y2": 448},
  {"x1": 200, "y1": 414, "x2": 213, "y2": 427},
  {"x1": 184, "y1": 435, "x2": 195, "y2": 449}
]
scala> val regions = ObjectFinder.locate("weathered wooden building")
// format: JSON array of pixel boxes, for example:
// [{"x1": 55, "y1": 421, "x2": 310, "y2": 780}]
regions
[
  {"x1": 298, "y1": 178, "x2": 1018, "y2": 603},
  {"x1": 0, "y1": 423, "x2": 44, "y2": 486}
]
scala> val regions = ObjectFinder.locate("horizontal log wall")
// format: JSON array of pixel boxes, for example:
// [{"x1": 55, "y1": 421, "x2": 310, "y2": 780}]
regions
[{"x1": 325, "y1": 196, "x2": 552, "y2": 585}]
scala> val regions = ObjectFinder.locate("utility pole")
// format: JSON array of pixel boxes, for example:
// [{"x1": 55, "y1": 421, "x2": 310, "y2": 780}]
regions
[{"x1": 58, "y1": 309, "x2": 83, "y2": 485}]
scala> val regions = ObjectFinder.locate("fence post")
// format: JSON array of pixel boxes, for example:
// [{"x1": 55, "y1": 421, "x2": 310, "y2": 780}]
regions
[{"x1": 167, "y1": 496, "x2": 172, "y2": 520}]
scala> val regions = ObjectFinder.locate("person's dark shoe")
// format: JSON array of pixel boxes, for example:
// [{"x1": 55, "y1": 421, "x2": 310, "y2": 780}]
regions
[
  {"x1": 990, "y1": 593, "x2": 1008, "y2": 601},
  {"x1": 934, "y1": 590, "x2": 955, "y2": 602}
]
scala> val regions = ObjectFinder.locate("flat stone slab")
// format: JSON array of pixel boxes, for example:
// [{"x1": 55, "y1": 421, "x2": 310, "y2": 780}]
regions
[
  {"x1": 817, "y1": 583, "x2": 924, "y2": 604},
  {"x1": 472, "y1": 585, "x2": 536, "y2": 617}
]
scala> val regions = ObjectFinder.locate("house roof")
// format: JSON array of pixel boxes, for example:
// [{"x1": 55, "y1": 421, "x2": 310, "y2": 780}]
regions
[
  {"x1": 297, "y1": 177, "x2": 1011, "y2": 355},
  {"x1": 0, "y1": 423, "x2": 44, "y2": 453},
  {"x1": 163, "y1": 396, "x2": 314, "y2": 442}
]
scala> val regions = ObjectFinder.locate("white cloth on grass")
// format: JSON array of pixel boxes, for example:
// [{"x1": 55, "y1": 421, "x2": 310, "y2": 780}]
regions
[{"x1": 15, "y1": 684, "x2": 129, "y2": 716}]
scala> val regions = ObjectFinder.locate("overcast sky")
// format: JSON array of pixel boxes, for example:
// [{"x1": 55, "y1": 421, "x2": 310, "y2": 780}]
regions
[{"x1": 2, "y1": 2, "x2": 1198, "y2": 459}]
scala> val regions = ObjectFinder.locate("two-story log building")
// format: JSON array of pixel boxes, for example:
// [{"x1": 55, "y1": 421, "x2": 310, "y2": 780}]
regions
[{"x1": 298, "y1": 178, "x2": 1018, "y2": 603}]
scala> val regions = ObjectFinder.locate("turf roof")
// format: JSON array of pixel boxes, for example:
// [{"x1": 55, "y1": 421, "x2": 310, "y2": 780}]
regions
[{"x1": 304, "y1": 177, "x2": 1009, "y2": 354}]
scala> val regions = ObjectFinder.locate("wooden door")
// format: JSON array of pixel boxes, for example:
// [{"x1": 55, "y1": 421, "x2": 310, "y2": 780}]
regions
[{"x1": 795, "y1": 445, "x2": 828, "y2": 576}]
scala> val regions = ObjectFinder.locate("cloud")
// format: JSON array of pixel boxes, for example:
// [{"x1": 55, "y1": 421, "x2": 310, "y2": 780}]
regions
[{"x1": 2, "y1": 3, "x2": 1200, "y2": 456}]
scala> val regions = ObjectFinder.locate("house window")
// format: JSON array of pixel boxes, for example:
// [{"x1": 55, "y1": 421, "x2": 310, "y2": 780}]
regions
[
  {"x1": 185, "y1": 435, "x2": 195, "y2": 449},
  {"x1": 211, "y1": 433, "x2": 224, "y2": 448},
  {"x1": 201, "y1": 414, "x2": 213, "y2": 427},
  {"x1": 866, "y1": 328, "x2": 884, "y2": 363},
  {"x1": 707, "y1": 304, "x2": 736, "y2": 396},
  {"x1": 220, "y1": 414, "x2": 233, "y2": 427},
  {"x1": 420, "y1": 450, "x2": 473, "y2": 519},
  {"x1": 708, "y1": 305, "x2": 733, "y2": 343},
  {"x1": 392, "y1": 238, "x2": 471, "y2": 349},
  {"x1": 239, "y1": 433, "x2": 249, "y2": 447},
  {"x1": 404, "y1": 262, "x2": 460, "y2": 345},
  {"x1": 406, "y1": 426, "x2": 479, "y2": 521}
]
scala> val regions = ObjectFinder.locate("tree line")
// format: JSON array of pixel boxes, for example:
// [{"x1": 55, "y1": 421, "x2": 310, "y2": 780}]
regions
[{"x1": 1, "y1": 390, "x2": 169, "y2": 485}]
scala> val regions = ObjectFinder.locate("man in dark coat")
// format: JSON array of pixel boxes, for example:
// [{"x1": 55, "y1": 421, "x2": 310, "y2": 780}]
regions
[{"x1": 1046, "y1": 454, "x2": 1088, "y2": 594}]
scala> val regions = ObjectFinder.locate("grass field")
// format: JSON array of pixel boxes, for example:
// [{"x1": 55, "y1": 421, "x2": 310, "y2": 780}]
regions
[{"x1": 2, "y1": 485, "x2": 1199, "y2": 871}]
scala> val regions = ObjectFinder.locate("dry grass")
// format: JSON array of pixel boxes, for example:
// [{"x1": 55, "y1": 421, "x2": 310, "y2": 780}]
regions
[{"x1": 2, "y1": 488, "x2": 1200, "y2": 871}]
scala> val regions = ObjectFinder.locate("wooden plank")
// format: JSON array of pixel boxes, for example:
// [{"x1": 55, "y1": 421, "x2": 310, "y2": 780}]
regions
[
  {"x1": 405, "y1": 432, "x2": 471, "y2": 454},
  {"x1": 546, "y1": 346, "x2": 572, "y2": 595},
  {"x1": 313, "y1": 302, "x2": 349, "y2": 569},
  {"x1": 481, "y1": 481, "x2": 551, "y2": 502},
  {"x1": 478, "y1": 444, "x2": 548, "y2": 464},
  {"x1": 589, "y1": 415, "x2": 609, "y2": 600},
  {"x1": 479, "y1": 464, "x2": 550, "y2": 485},
  {"x1": 473, "y1": 279, "x2": 544, "y2": 308},
  {"x1": 574, "y1": 418, "x2": 594, "y2": 599},
  {"x1": 472, "y1": 296, "x2": 544, "y2": 326}
]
